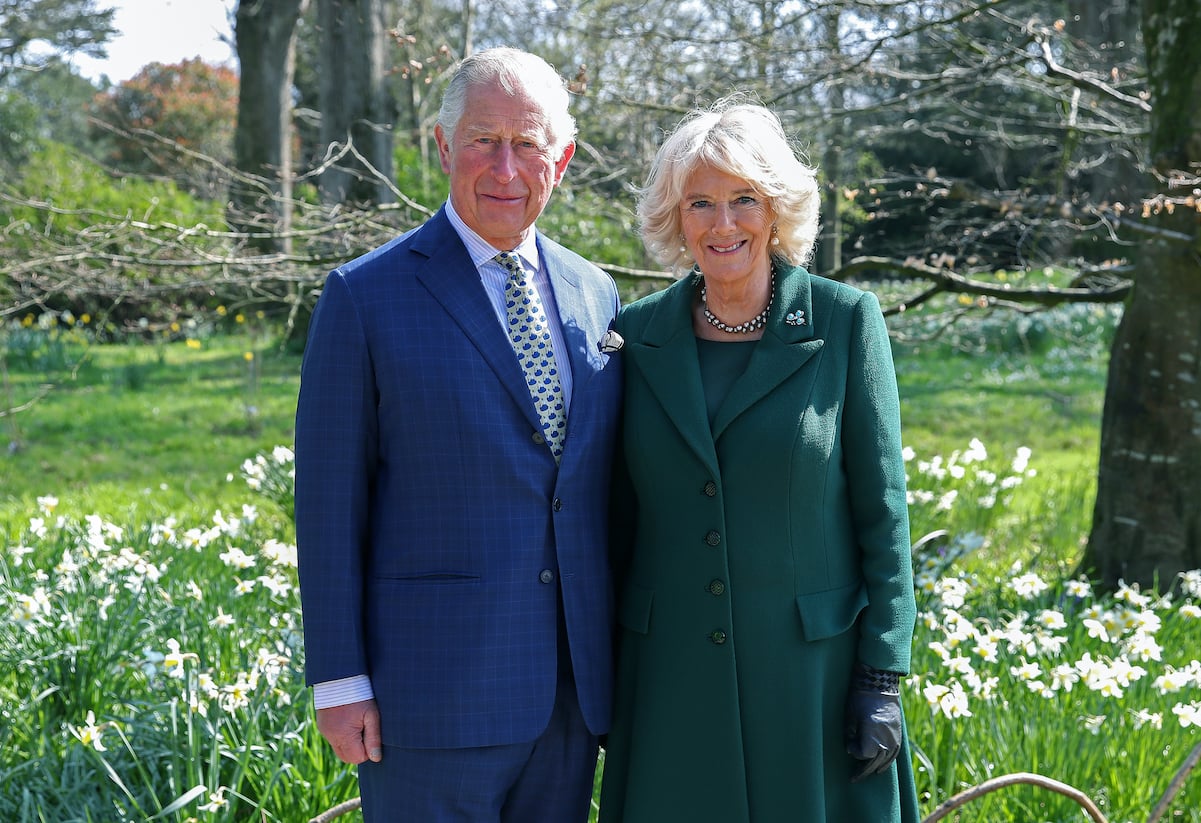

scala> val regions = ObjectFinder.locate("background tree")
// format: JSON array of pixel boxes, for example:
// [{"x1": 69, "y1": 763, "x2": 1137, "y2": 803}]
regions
[
  {"x1": 88, "y1": 58, "x2": 239, "y2": 198},
  {"x1": 232, "y1": 0, "x2": 309, "y2": 253},
  {"x1": 0, "y1": 0, "x2": 117, "y2": 169},
  {"x1": 1084, "y1": 0, "x2": 1201, "y2": 587},
  {"x1": 0, "y1": 0, "x2": 116, "y2": 79},
  {"x1": 316, "y1": 0, "x2": 397, "y2": 205},
  {"x1": 0, "y1": 60, "x2": 96, "y2": 169}
]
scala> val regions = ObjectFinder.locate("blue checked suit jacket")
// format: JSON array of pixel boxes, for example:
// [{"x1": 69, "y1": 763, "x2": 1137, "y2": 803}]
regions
[{"x1": 294, "y1": 206, "x2": 623, "y2": 748}]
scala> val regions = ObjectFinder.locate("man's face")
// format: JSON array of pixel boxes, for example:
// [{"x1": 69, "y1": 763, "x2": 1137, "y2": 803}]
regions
[{"x1": 435, "y1": 79, "x2": 574, "y2": 250}]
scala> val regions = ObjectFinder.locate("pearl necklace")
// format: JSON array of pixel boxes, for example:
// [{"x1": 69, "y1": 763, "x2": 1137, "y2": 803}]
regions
[{"x1": 700, "y1": 272, "x2": 774, "y2": 334}]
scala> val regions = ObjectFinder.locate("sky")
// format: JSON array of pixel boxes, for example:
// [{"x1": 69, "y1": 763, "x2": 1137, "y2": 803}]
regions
[{"x1": 72, "y1": 0, "x2": 237, "y2": 84}]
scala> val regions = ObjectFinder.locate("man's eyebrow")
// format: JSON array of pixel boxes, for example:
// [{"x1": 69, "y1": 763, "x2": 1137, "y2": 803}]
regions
[{"x1": 461, "y1": 123, "x2": 548, "y2": 142}]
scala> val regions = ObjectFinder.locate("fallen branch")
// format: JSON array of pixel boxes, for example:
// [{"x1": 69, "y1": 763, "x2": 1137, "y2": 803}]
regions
[
  {"x1": 1147, "y1": 740, "x2": 1201, "y2": 823},
  {"x1": 921, "y1": 772, "x2": 1108, "y2": 823},
  {"x1": 309, "y1": 797, "x2": 361, "y2": 823}
]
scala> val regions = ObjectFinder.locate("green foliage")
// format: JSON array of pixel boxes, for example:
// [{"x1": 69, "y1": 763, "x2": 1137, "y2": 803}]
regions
[
  {"x1": 0, "y1": 88, "x2": 41, "y2": 168},
  {"x1": 392, "y1": 139, "x2": 449, "y2": 209},
  {"x1": 0, "y1": 0, "x2": 117, "y2": 77},
  {"x1": 0, "y1": 313, "x2": 91, "y2": 371},
  {"x1": 907, "y1": 550, "x2": 1201, "y2": 821},
  {"x1": 541, "y1": 181, "x2": 645, "y2": 270},
  {"x1": 3, "y1": 140, "x2": 221, "y2": 226},
  {"x1": 2, "y1": 60, "x2": 98, "y2": 151},
  {"x1": 87, "y1": 59, "x2": 239, "y2": 197},
  {"x1": 1, "y1": 140, "x2": 228, "y2": 321},
  {"x1": 0, "y1": 484, "x2": 342, "y2": 822}
]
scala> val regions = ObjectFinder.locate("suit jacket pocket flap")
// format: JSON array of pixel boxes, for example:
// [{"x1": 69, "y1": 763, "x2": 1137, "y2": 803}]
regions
[
  {"x1": 618, "y1": 582, "x2": 654, "y2": 634},
  {"x1": 795, "y1": 582, "x2": 868, "y2": 641}
]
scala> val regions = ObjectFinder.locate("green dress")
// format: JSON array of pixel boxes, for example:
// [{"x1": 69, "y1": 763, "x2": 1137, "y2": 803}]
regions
[{"x1": 600, "y1": 266, "x2": 922, "y2": 823}]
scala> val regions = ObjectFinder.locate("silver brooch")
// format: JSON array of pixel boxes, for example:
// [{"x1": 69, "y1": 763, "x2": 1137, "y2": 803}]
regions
[{"x1": 785, "y1": 310, "x2": 807, "y2": 326}]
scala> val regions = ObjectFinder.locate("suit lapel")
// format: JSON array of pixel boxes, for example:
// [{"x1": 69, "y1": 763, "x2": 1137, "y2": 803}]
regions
[
  {"x1": 711, "y1": 266, "x2": 824, "y2": 439},
  {"x1": 540, "y1": 235, "x2": 619, "y2": 452},
  {"x1": 410, "y1": 210, "x2": 544, "y2": 434},
  {"x1": 540, "y1": 236, "x2": 593, "y2": 393}
]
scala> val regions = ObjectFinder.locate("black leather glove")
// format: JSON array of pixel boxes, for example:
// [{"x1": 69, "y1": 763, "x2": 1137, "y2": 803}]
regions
[{"x1": 844, "y1": 662, "x2": 903, "y2": 783}]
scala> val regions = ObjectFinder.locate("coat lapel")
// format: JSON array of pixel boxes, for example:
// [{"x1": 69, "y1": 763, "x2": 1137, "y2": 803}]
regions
[
  {"x1": 711, "y1": 265, "x2": 824, "y2": 439},
  {"x1": 628, "y1": 276, "x2": 721, "y2": 477}
]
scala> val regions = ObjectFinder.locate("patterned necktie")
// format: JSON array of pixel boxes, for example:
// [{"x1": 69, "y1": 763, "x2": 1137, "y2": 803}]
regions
[{"x1": 496, "y1": 252, "x2": 566, "y2": 464}]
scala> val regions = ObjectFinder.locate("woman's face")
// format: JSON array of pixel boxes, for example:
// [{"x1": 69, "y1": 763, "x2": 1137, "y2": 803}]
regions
[{"x1": 679, "y1": 165, "x2": 774, "y2": 288}]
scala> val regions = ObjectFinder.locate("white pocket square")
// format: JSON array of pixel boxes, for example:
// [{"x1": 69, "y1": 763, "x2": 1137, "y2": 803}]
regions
[{"x1": 598, "y1": 330, "x2": 625, "y2": 353}]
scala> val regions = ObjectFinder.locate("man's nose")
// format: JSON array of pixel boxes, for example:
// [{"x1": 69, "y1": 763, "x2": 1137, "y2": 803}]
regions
[{"x1": 492, "y1": 143, "x2": 517, "y2": 182}]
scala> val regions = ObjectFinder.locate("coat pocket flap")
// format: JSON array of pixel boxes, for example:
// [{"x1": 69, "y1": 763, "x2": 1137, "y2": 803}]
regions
[
  {"x1": 795, "y1": 582, "x2": 868, "y2": 641},
  {"x1": 618, "y1": 582, "x2": 654, "y2": 634}
]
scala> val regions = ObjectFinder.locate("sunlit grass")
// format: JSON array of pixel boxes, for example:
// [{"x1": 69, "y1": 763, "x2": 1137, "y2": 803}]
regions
[{"x1": 1, "y1": 325, "x2": 299, "y2": 522}]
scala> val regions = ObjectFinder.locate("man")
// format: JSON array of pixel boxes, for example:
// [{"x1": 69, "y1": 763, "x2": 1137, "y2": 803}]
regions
[{"x1": 294, "y1": 48, "x2": 623, "y2": 821}]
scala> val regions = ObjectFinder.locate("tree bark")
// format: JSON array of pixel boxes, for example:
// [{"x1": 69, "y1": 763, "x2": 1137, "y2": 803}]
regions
[
  {"x1": 1084, "y1": 0, "x2": 1201, "y2": 589},
  {"x1": 232, "y1": 0, "x2": 309, "y2": 254},
  {"x1": 317, "y1": 0, "x2": 397, "y2": 206},
  {"x1": 1065, "y1": 0, "x2": 1144, "y2": 207},
  {"x1": 817, "y1": 7, "x2": 844, "y2": 275}
]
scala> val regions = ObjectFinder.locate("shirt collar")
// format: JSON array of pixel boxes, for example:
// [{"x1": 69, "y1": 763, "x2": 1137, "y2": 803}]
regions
[{"x1": 444, "y1": 198, "x2": 541, "y2": 272}]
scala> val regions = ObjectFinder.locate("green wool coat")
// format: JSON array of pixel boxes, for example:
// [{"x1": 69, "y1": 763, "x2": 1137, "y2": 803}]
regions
[{"x1": 599, "y1": 265, "x2": 921, "y2": 823}]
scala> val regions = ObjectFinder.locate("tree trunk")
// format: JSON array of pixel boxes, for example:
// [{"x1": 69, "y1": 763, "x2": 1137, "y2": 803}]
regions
[
  {"x1": 317, "y1": 0, "x2": 397, "y2": 206},
  {"x1": 232, "y1": 0, "x2": 309, "y2": 254},
  {"x1": 1084, "y1": 0, "x2": 1201, "y2": 589},
  {"x1": 1065, "y1": 0, "x2": 1144, "y2": 207},
  {"x1": 817, "y1": 7, "x2": 843, "y2": 275}
]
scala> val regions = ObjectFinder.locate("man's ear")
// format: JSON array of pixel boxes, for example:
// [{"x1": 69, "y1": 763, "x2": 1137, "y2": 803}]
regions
[{"x1": 434, "y1": 123, "x2": 452, "y2": 174}]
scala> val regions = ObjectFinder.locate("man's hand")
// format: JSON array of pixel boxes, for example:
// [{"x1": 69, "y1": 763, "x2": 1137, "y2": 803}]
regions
[{"x1": 316, "y1": 699, "x2": 383, "y2": 764}]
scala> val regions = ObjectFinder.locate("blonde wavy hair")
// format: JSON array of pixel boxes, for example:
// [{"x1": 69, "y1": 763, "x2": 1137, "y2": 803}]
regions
[{"x1": 638, "y1": 97, "x2": 821, "y2": 273}]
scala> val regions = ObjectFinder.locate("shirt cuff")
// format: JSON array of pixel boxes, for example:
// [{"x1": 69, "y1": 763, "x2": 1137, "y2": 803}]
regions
[{"x1": 312, "y1": 675, "x2": 375, "y2": 709}]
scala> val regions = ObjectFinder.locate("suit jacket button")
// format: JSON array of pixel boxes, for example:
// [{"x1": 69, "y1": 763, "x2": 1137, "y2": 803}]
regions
[
  {"x1": 704, "y1": 530, "x2": 721, "y2": 547},
  {"x1": 702, "y1": 481, "x2": 717, "y2": 497},
  {"x1": 539, "y1": 569, "x2": 555, "y2": 584},
  {"x1": 710, "y1": 630, "x2": 727, "y2": 645},
  {"x1": 532, "y1": 432, "x2": 546, "y2": 445},
  {"x1": 708, "y1": 579, "x2": 726, "y2": 596},
  {"x1": 553, "y1": 498, "x2": 563, "y2": 512}
]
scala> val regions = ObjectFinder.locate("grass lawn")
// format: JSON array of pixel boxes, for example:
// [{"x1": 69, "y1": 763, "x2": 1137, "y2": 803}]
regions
[{"x1": 2, "y1": 329, "x2": 301, "y2": 522}]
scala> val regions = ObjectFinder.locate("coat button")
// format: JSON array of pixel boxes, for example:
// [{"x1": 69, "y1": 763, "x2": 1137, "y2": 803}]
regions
[
  {"x1": 709, "y1": 630, "x2": 727, "y2": 645},
  {"x1": 553, "y1": 498, "x2": 563, "y2": 512},
  {"x1": 704, "y1": 530, "x2": 721, "y2": 547},
  {"x1": 702, "y1": 481, "x2": 717, "y2": 497},
  {"x1": 532, "y1": 431, "x2": 546, "y2": 445},
  {"x1": 539, "y1": 569, "x2": 555, "y2": 584},
  {"x1": 708, "y1": 579, "x2": 726, "y2": 596}
]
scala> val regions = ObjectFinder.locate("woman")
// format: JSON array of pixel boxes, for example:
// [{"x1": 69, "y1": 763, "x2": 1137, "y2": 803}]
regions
[{"x1": 600, "y1": 100, "x2": 921, "y2": 822}]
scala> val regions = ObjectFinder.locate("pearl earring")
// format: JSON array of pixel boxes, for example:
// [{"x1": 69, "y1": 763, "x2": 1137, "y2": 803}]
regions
[{"x1": 771, "y1": 225, "x2": 780, "y2": 246}]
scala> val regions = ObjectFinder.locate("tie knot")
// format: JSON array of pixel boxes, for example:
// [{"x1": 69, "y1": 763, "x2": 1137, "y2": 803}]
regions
[{"x1": 495, "y1": 252, "x2": 523, "y2": 276}]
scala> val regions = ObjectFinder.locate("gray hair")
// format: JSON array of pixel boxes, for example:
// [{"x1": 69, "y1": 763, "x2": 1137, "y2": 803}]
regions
[
  {"x1": 638, "y1": 98, "x2": 821, "y2": 273},
  {"x1": 437, "y1": 47, "x2": 577, "y2": 158}
]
